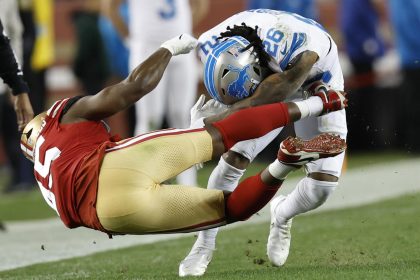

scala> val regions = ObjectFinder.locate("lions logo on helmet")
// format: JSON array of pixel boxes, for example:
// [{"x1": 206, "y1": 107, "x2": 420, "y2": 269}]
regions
[
  {"x1": 226, "y1": 64, "x2": 255, "y2": 99},
  {"x1": 20, "y1": 112, "x2": 47, "y2": 162},
  {"x1": 204, "y1": 36, "x2": 270, "y2": 105}
]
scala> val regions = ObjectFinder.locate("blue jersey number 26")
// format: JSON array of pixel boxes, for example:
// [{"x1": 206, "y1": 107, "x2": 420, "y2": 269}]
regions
[{"x1": 262, "y1": 28, "x2": 284, "y2": 57}]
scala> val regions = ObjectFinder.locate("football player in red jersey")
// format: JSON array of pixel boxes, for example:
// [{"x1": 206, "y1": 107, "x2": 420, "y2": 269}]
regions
[{"x1": 20, "y1": 34, "x2": 346, "y2": 237}]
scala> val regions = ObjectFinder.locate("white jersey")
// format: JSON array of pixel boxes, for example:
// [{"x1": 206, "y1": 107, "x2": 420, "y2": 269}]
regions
[
  {"x1": 198, "y1": 9, "x2": 343, "y2": 91},
  {"x1": 128, "y1": 0, "x2": 192, "y2": 43}
]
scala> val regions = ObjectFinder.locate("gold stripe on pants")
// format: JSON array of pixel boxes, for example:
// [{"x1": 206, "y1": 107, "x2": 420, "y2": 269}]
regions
[{"x1": 96, "y1": 130, "x2": 226, "y2": 234}]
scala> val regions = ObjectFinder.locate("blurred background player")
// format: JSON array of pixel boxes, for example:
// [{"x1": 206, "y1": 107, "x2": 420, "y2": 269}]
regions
[
  {"x1": 340, "y1": 0, "x2": 385, "y2": 150},
  {"x1": 99, "y1": 0, "x2": 135, "y2": 135},
  {"x1": 388, "y1": 0, "x2": 420, "y2": 153},
  {"x1": 98, "y1": 0, "x2": 129, "y2": 90},
  {"x1": 180, "y1": 9, "x2": 347, "y2": 276},
  {"x1": 72, "y1": 1, "x2": 110, "y2": 96},
  {"x1": 0, "y1": 0, "x2": 35, "y2": 193},
  {"x1": 22, "y1": 0, "x2": 54, "y2": 116},
  {"x1": 247, "y1": 0, "x2": 318, "y2": 20}
]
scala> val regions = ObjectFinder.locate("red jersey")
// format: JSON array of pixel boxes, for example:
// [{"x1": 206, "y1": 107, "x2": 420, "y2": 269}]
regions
[{"x1": 34, "y1": 98, "x2": 117, "y2": 231}]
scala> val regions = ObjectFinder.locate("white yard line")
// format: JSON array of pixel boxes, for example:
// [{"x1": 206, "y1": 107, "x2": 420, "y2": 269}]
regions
[{"x1": 1, "y1": 158, "x2": 419, "y2": 272}]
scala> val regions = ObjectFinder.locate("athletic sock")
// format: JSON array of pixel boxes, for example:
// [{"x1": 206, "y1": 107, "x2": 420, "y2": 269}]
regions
[
  {"x1": 195, "y1": 228, "x2": 219, "y2": 250},
  {"x1": 273, "y1": 177, "x2": 337, "y2": 225},
  {"x1": 208, "y1": 157, "x2": 245, "y2": 191},
  {"x1": 294, "y1": 96, "x2": 324, "y2": 119},
  {"x1": 268, "y1": 160, "x2": 297, "y2": 180},
  {"x1": 226, "y1": 173, "x2": 281, "y2": 221},
  {"x1": 212, "y1": 103, "x2": 290, "y2": 150},
  {"x1": 195, "y1": 158, "x2": 246, "y2": 249}
]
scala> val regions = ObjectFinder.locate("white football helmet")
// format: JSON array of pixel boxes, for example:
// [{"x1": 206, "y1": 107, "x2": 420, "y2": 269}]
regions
[
  {"x1": 203, "y1": 36, "x2": 270, "y2": 105},
  {"x1": 20, "y1": 112, "x2": 46, "y2": 162}
]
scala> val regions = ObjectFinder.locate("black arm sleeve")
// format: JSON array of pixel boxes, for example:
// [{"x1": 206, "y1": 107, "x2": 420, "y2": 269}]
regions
[{"x1": 0, "y1": 20, "x2": 30, "y2": 95}]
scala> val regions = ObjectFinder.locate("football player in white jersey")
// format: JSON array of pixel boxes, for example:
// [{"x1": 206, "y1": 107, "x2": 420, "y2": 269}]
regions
[
  {"x1": 127, "y1": 0, "x2": 199, "y2": 185},
  {"x1": 179, "y1": 9, "x2": 347, "y2": 276}
]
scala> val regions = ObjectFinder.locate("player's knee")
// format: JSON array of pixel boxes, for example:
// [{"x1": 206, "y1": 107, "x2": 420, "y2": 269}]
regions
[
  {"x1": 308, "y1": 171, "x2": 339, "y2": 182},
  {"x1": 303, "y1": 177, "x2": 338, "y2": 208}
]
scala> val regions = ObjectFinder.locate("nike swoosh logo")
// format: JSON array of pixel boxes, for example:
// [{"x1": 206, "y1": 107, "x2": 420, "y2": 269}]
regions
[
  {"x1": 296, "y1": 157, "x2": 315, "y2": 162},
  {"x1": 280, "y1": 42, "x2": 288, "y2": 55}
]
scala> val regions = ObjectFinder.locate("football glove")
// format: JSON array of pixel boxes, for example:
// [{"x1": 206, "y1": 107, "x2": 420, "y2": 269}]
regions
[
  {"x1": 190, "y1": 94, "x2": 230, "y2": 129},
  {"x1": 161, "y1": 34, "x2": 198, "y2": 56},
  {"x1": 303, "y1": 81, "x2": 329, "y2": 96},
  {"x1": 304, "y1": 81, "x2": 347, "y2": 114},
  {"x1": 315, "y1": 89, "x2": 348, "y2": 114}
]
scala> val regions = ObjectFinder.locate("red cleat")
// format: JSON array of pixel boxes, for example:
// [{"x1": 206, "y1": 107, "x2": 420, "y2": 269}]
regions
[{"x1": 277, "y1": 133, "x2": 346, "y2": 166}]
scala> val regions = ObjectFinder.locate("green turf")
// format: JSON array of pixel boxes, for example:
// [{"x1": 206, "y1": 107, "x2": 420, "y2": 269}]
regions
[
  {"x1": 1, "y1": 193, "x2": 420, "y2": 279},
  {"x1": 0, "y1": 151, "x2": 413, "y2": 221},
  {"x1": 0, "y1": 191, "x2": 54, "y2": 221}
]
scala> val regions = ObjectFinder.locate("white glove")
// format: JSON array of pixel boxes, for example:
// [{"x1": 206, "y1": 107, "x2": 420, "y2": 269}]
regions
[
  {"x1": 160, "y1": 34, "x2": 198, "y2": 56},
  {"x1": 190, "y1": 95, "x2": 230, "y2": 170},
  {"x1": 190, "y1": 95, "x2": 230, "y2": 129}
]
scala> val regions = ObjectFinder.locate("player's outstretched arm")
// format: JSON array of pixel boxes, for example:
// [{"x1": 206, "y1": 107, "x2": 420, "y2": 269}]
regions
[{"x1": 62, "y1": 34, "x2": 198, "y2": 123}]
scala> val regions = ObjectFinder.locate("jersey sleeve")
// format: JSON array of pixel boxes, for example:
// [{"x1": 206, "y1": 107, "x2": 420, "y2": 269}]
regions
[{"x1": 297, "y1": 31, "x2": 331, "y2": 63}]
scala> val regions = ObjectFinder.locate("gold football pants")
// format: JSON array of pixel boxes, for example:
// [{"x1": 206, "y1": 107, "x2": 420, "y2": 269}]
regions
[{"x1": 96, "y1": 129, "x2": 226, "y2": 234}]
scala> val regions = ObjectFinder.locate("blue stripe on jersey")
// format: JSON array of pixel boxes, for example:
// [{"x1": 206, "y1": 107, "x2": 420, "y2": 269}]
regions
[
  {"x1": 279, "y1": 33, "x2": 307, "y2": 71},
  {"x1": 302, "y1": 71, "x2": 333, "y2": 88}
]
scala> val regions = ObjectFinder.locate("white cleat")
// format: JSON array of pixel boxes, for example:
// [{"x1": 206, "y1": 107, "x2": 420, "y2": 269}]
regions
[
  {"x1": 267, "y1": 195, "x2": 293, "y2": 267},
  {"x1": 179, "y1": 245, "x2": 214, "y2": 277}
]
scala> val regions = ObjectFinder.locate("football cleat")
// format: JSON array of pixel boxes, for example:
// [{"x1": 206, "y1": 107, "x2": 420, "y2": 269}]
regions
[
  {"x1": 314, "y1": 89, "x2": 347, "y2": 114},
  {"x1": 179, "y1": 245, "x2": 214, "y2": 277},
  {"x1": 277, "y1": 133, "x2": 346, "y2": 167},
  {"x1": 267, "y1": 195, "x2": 292, "y2": 266}
]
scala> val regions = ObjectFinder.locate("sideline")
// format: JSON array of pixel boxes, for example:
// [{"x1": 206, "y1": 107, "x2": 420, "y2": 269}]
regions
[{"x1": 1, "y1": 158, "x2": 419, "y2": 271}]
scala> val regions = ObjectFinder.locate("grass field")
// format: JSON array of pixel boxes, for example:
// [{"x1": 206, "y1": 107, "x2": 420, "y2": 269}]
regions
[{"x1": 1, "y1": 192, "x2": 420, "y2": 279}]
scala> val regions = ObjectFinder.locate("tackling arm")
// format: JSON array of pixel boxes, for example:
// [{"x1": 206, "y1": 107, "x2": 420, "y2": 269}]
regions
[
  {"x1": 62, "y1": 34, "x2": 198, "y2": 123},
  {"x1": 234, "y1": 51, "x2": 319, "y2": 108},
  {"x1": 63, "y1": 48, "x2": 171, "y2": 123}
]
